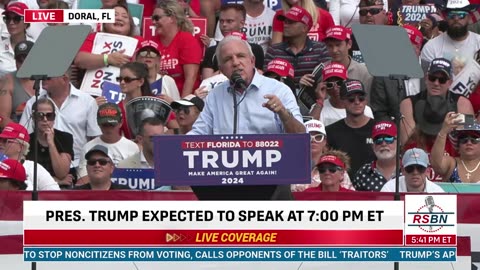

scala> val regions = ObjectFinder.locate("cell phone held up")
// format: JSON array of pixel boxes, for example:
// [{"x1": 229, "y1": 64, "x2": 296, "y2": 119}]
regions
[{"x1": 453, "y1": 113, "x2": 474, "y2": 126}]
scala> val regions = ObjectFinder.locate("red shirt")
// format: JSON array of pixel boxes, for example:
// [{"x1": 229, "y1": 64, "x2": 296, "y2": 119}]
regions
[
  {"x1": 304, "y1": 185, "x2": 353, "y2": 192},
  {"x1": 155, "y1": 31, "x2": 202, "y2": 96},
  {"x1": 272, "y1": 8, "x2": 335, "y2": 42}
]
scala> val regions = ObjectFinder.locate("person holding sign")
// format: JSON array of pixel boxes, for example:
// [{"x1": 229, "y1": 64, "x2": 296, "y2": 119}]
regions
[
  {"x1": 135, "y1": 39, "x2": 180, "y2": 102},
  {"x1": 117, "y1": 62, "x2": 179, "y2": 139},
  {"x1": 153, "y1": 0, "x2": 203, "y2": 97},
  {"x1": 189, "y1": 35, "x2": 305, "y2": 135},
  {"x1": 74, "y1": 4, "x2": 140, "y2": 70}
]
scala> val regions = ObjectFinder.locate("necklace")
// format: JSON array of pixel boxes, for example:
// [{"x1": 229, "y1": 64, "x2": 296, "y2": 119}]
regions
[{"x1": 460, "y1": 160, "x2": 480, "y2": 180}]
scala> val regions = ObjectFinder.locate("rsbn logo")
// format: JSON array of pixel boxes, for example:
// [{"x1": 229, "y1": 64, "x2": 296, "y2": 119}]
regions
[{"x1": 408, "y1": 196, "x2": 455, "y2": 233}]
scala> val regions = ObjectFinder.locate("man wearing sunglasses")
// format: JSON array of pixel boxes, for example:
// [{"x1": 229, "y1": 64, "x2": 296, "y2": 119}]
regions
[
  {"x1": 358, "y1": 0, "x2": 388, "y2": 25},
  {"x1": 400, "y1": 58, "x2": 474, "y2": 145},
  {"x1": 75, "y1": 145, "x2": 130, "y2": 190},
  {"x1": 326, "y1": 79, "x2": 376, "y2": 180},
  {"x1": 381, "y1": 148, "x2": 444, "y2": 193},
  {"x1": 354, "y1": 121, "x2": 398, "y2": 191},
  {"x1": 76, "y1": 103, "x2": 139, "y2": 186},
  {"x1": 313, "y1": 62, "x2": 373, "y2": 126}
]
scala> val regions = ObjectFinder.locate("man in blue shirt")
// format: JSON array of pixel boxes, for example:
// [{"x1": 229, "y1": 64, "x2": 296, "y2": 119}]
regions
[{"x1": 190, "y1": 35, "x2": 305, "y2": 135}]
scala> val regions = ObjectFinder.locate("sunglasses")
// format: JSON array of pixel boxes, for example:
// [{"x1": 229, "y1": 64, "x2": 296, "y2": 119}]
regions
[
  {"x1": 458, "y1": 136, "x2": 480, "y2": 144},
  {"x1": 447, "y1": 11, "x2": 468, "y2": 20},
  {"x1": 326, "y1": 80, "x2": 343, "y2": 89},
  {"x1": 174, "y1": 106, "x2": 191, "y2": 114},
  {"x1": 138, "y1": 50, "x2": 159, "y2": 58},
  {"x1": 345, "y1": 95, "x2": 366, "y2": 103},
  {"x1": 404, "y1": 164, "x2": 427, "y2": 174},
  {"x1": 116, "y1": 76, "x2": 140, "y2": 83},
  {"x1": 318, "y1": 165, "x2": 343, "y2": 174},
  {"x1": 87, "y1": 158, "x2": 110, "y2": 166},
  {"x1": 151, "y1": 14, "x2": 169, "y2": 21},
  {"x1": 428, "y1": 74, "x2": 448, "y2": 84},
  {"x1": 359, "y1": 8, "x2": 383, "y2": 16},
  {"x1": 34, "y1": 112, "x2": 55, "y2": 121},
  {"x1": 311, "y1": 134, "x2": 325, "y2": 143},
  {"x1": 0, "y1": 138, "x2": 20, "y2": 145},
  {"x1": 101, "y1": 123, "x2": 118, "y2": 128},
  {"x1": 374, "y1": 136, "x2": 395, "y2": 145},
  {"x1": 3, "y1": 16, "x2": 23, "y2": 24}
]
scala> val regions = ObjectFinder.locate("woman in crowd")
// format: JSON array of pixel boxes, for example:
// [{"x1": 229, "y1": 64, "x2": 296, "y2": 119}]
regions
[
  {"x1": 305, "y1": 150, "x2": 354, "y2": 192},
  {"x1": 271, "y1": 0, "x2": 334, "y2": 44},
  {"x1": 431, "y1": 112, "x2": 480, "y2": 183},
  {"x1": 135, "y1": 39, "x2": 180, "y2": 103},
  {"x1": 153, "y1": 0, "x2": 203, "y2": 97},
  {"x1": 26, "y1": 98, "x2": 74, "y2": 188},
  {"x1": 74, "y1": 4, "x2": 140, "y2": 70},
  {"x1": 0, "y1": 1, "x2": 33, "y2": 75},
  {"x1": 169, "y1": 95, "x2": 204, "y2": 135},
  {"x1": 118, "y1": 62, "x2": 178, "y2": 139},
  {"x1": 328, "y1": 0, "x2": 360, "y2": 27}
]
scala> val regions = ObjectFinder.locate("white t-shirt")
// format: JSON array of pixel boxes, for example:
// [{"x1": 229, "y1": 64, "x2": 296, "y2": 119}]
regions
[
  {"x1": 76, "y1": 136, "x2": 139, "y2": 179},
  {"x1": 320, "y1": 99, "x2": 374, "y2": 126},
  {"x1": 215, "y1": 6, "x2": 275, "y2": 54},
  {"x1": 381, "y1": 176, "x2": 445, "y2": 193},
  {"x1": 23, "y1": 160, "x2": 60, "y2": 191},
  {"x1": 200, "y1": 73, "x2": 228, "y2": 92},
  {"x1": 329, "y1": 0, "x2": 360, "y2": 27},
  {"x1": 155, "y1": 73, "x2": 181, "y2": 100}
]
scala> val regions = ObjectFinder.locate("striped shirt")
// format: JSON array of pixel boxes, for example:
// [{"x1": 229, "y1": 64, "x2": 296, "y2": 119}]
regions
[{"x1": 264, "y1": 38, "x2": 331, "y2": 88}]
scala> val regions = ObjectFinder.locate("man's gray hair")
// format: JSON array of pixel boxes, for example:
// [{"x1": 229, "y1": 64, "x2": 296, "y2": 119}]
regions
[{"x1": 215, "y1": 35, "x2": 254, "y2": 66}]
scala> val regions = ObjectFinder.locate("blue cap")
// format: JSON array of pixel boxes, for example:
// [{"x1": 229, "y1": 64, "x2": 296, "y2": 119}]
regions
[{"x1": 402, "y1": 148, "x2": 429, "y2": 168}]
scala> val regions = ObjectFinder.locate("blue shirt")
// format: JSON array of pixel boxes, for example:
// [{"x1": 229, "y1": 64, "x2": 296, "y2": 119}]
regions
[{"x1": 189, "y1": 71, "x2": 303, "y2": 135}]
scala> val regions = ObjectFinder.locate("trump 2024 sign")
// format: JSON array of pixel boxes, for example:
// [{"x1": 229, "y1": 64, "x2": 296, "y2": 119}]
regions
[{"x1": 153, "y1": 134, "x2": 311, "y2": 186}]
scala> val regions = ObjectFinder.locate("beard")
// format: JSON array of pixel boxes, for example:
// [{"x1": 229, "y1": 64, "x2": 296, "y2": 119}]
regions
[
  {"x1": 447, "y1": 24, "x2": 468, "y2": 39},
  {"x1": 375, "y1": 148, "x2": 396, "y2": 160}
]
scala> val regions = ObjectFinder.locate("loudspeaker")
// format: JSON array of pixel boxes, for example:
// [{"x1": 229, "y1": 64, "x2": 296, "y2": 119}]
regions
[{"x1": 192, "y1": 185, "x2": 293, "y2": 200}]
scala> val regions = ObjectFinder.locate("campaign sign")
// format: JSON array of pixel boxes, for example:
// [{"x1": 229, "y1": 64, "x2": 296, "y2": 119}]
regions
[
  {"x1": 80, "y1": 33, "x2": 138, "y2": 96},
  {"x1": 143, "y1": 17, "x2": 207, "y2": 39},
  {"x1": 111, "y1": 168, "x2": 157, "y2": 190},
  {"x1": 150, "y1": 78, "x2": 163, "y2": 96},
  {"x1": 101, "y1": 81, "x2": 125, "y2": 104},
  {"x1": 398, "y1": 4, "x2": 437, "y2": 26},
  {"x1": 153, "y1": 134, "x2": 311, "y2": 186},
  {"x1": 404, "y1": 195, "x2": 457, "y2": 246}
]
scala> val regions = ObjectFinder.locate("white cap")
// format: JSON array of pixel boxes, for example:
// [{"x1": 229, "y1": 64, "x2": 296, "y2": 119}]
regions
[
  {"x1": 446, "y1": 0, "x2": 470, "y2": 9},
  {"x1": 304, "y1": 120, "x2": 326, "y2": 135}
]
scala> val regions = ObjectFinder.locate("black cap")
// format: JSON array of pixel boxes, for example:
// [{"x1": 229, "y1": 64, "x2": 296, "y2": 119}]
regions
[
  {"x1": 428, "y1": 58, "x2": 452, "y2": 79},
  {"x1": 340, "y1": 79, "x2": 366, "y2": 98},
  {"x1": 85, "y1": 145, "x2": 112, "y2": 161},
  {"x1": 171, "y1": 94, "x2": 205, "y2": 111},
  {"x1": 14, "y1": 41, "x2": 34, "y2": 60}
]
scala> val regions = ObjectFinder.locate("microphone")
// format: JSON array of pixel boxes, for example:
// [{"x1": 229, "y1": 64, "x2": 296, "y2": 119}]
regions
[
  {"x1": 425, "y1": 196, "x2": 435, "y2": 230},
  {"x1": 231, "y1": 71, "x2": 247, "y2": 91}
]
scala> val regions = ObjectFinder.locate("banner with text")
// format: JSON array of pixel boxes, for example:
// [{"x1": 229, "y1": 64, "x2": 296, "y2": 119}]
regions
[
  {"x1": 153, "y1": 134, "x2": 311, "y2": 186},
  {"x1": 397, "y1": 4, "x2": 437, "y2": 26}
]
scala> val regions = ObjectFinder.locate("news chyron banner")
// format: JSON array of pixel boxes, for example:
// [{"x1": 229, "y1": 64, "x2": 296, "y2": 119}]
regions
[
  {"x1": 23, "y1": 197, "x2": 457, "y2": 262},
  {"x1": 24, "y1": 9, "x2": 114, "y2": 24}
]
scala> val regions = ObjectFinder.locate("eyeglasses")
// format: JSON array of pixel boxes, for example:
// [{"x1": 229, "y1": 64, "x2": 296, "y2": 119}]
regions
[
  {"x1": 87, "y1": 158, "x2": 110, "y2": 166},
  {"x1": 138, "y1": 50, "x2": 159, "y2": 58},
  {"x1": 310, "y1": 134, "x2": 325, "y2": 143},
  {"x1": 174, "y1": 106, "x2": 191, "y2": 114},
  {"x1": 428, "y1": 74, "x2": 448, "y2": 84},
  {"x1": 458, "y1": 136, "x2": 480, "y2": 144},
  {"x1": 404, "y1": 164, "x2": 427, "y2": 174},
  {"x1": 34, "y1": 112, "x2": 55, "y2": 121},
  {"x1": 151, "y1": 14, "x2": 169, "y2": 21},
  {"x1": 447, "y1": 11, "x2": 468, "y2": 20},
  {"x1": 325, "y1": 80, "x2": 343, "y2": 89},
  {"x1": 318, "y1": 165, "x2": 343, "y2": 174},
  {"x1": 100, "y1": 123, "x2": 118, "y2": 128},
  {"x1": 3, "y1": 16, "x2": 23, "y2": 24},
  {"x1": 116, "y1": 76, "x2": 140, "y2": 83},
  {"x1": 345, "y1": 95, "x2": 366, "y2": 103},
  {"x1": 359, "y1": 8, "x2": 383, "y2": 16},
  {"x1": 374, "y1": 136, "x2": 395, "y2": 145}
]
